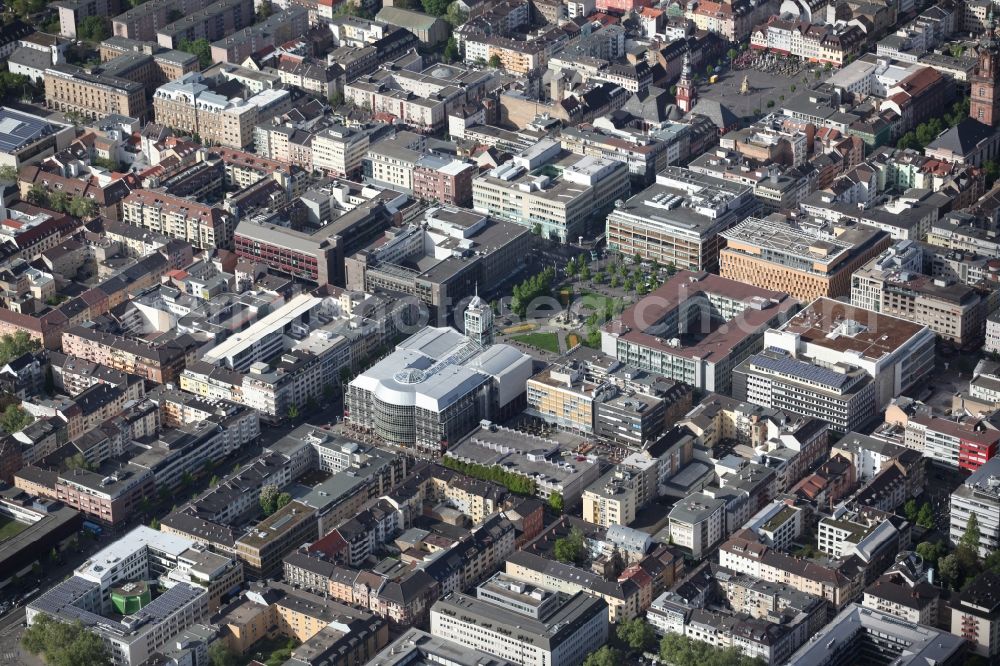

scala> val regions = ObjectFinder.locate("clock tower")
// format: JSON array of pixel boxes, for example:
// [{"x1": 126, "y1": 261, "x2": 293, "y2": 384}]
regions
[
  {"x1": 971, "y1": 15, "x2": 1000, "y2": 126},
  {"x1": 676, "y1": 52, "x2": 697, "y2": 113}
]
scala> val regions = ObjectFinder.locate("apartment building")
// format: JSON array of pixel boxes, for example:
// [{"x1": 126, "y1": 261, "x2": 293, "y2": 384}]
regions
[
  {"x1": 121, "y1": 189, "x2": 233, "y2": 251},
  {"x1": 606, "y1": 166, "x2": 758, "y2": 272},
  {"x1": 311, "y1": 125, "x2": 370, "y2": 178},
  {"x1": 602, "y1": 271, "x2": 799, "y2": 394},
  {"x1": 153, "y1": 73, "x2": 291, "y2": 149},
  {"x1": 951, "y1": 570, "x2": 1000, "y2": 659},
  {"x1": 751, "y1": 17, "x2": 866, "y2": 67},
  {"x1": 234, "y1": 500, "x2": 318, "y2": 579},
  {"x1": 154, "y1": 0, "x2": 255, "y2": 50},
  {"x1": 950, "y1": 456, "x2": 1000, "y2": 558},
  {"x1": 668, "y1": 493, "x2": 726, "y2": 559},
  {"x1": 62, "y1": 325, "x2": 197, "y2": 385},
  {"x1": 209, "y1": 8, "x2": 309, "y2": 65},
  {"x1": 851, "y1": 240, "x2": 988, "y2": 347},
  {"x1": 474, "y1": 151, "x2": 629, "y2": 243},
  {"x1": 111, "y1": 0, "x2": 216, "y2": 41},
  {"x1": 719, "y1": 530, "x2": 862, "y2": 611},
  {"x1": 720, "y1": 216, "x2": 891, "y2": 303},
  {"x1": 16, "y1": 461, "x2": 155, "y2": 528},
  {"x1": 44, "y1": 64, "x2": 147, "y2": 121},
  {"x1": 583, "y1": 467, "x2": 641, "y2": 528},
  {"x1": 100, "y1": 37, "x2": 200, "y2": 84}
]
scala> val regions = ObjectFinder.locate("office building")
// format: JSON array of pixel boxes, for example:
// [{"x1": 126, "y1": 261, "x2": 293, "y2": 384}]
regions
[
  {"x1": 606, "y1": 166, "x2": 758, "y2": 272},
  {"x1": 26, "y1": 526, "x2": 222, "y2": 666},
  {"x1": 153, "y1": 73, "x2": 291, "y2": 149},
  {"x1": 44, "y1": 63, "x2": 147, "y2": 121},
  {"x1": 0, "y1": 107, "x2": 74, "y2": 170},
  {"x1": 369, "y1": 628, "x2": 516, "y2": 666},
  {"x1": 121, "y1": 189, "x2": 235, "y2": 250},
  {"x1": 720, "y1": 216, "x2": 891, "y2": 303},
  {"x1": 601, "y1": 271, "x2": 798, "y2": 394},
  {"x1": 430, "y1": 573, "x2": 609, "y2": 666},
  {"x1": 311, "y1": 125, "x2": 370, "y2": 178},
  {"x1": 787, "y1": 604, "x2": 966, "y2": 665},
  {"x1": 344, "y1": 206, "x2": 530, "y2": 317},
  {"x1": 233, "y1": 500, "x2": 317, "y2": 579},
  {"x1": 473, "y1": 147, "x2": 629, "y2": 243},
  {"x1": 734, "y1": 298, "x2": 936, "y2": 431},
  {"x1": 851, "y1": 240, "x2": 989, "y2": 347},
  {"x1": 447, "y1": 422, "x2": 600, "y2": 506},
  {"x1": 347, "y1": 327, "x2": 532, "y2": 452}
]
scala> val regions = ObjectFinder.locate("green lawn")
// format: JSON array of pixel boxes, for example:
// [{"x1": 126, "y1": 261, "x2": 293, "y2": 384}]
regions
[
  {"x1": 512, "y1": 332, "x2": 561, "y2": 354},
  {"x1": 0, "y1": 516, "x2": 28, "y2": 541}
]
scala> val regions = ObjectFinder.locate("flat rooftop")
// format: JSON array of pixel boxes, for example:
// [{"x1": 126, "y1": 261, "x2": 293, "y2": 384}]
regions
[{"x1": 779, "y1": 297, "x2": 929, "y2": 360}]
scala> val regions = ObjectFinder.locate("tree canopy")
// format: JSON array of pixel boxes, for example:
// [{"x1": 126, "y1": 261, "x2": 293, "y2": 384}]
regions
[
  {"x1": 553, "y1": 527, "x2": 587, "y2": 565},
  {"x1": 0, "y1": 331, "x2": 39, "y2": 365},
  {"x1": 422, "y1": 0, "x2": 450, "y2": 16},
  {"x1": 0, "y1": 404, "x2": 33, "y2": 433},
  {"x1": 583, "y1": 646, "x2": 623, "y2": 666},
  {"x1": 260, "y1": 483, "x2": 280, "y2": 516},
  {"x1": 617, "y1": 617, "x2": 657, "y2": 652},
  {"x1": 441, "y1": 455, "x2": 537, "y2": 495},
  {"x1": 22, "y1": 614, "x2": 112, "y2": 666},
  {"x1": 178, "y1": 38, "x2": 212, "y2": 69},
  {"x1": 77, "y1": 16, "x2": 110, "y2": 42}
]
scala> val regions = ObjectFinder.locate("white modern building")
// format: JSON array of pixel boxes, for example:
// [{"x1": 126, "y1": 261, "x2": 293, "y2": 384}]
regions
[
  {"x1": 950, "y1": 456, "x2": 1000, "y2": 557},
  {"x1": 430, "y1": 573, "x2": 609, "y2": 666},
  {"x1": 668, "y1": 492, "x2": 726, "y2": 559}
]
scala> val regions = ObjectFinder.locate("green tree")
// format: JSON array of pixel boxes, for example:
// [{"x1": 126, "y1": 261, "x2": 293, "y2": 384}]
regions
[
  {"x1": 616, "y1": 617, "x2": 657, "y2": 652},
  {"x1": 0, "y1": 165, "x2": 17, "y2": 182},
  {"x1": 548, "y1": 492, "x2": 563, "y2": 514},
  {"x1": 916, "y1": 502, "x2": 935, "y2": 529},
  {"x1": 659, "y1": 632, "x2": 766, "y2": 666},
  {"x1": 178, "y1": 37, "x2": 212, "y2": 69},
  {"x1": 22, "y1": 614, "x2": 112, "y2": 666},
  {"x1": 209, "y1": 641, "x2": 241, "y2": 666},
  {"x1": 149, "y1": 517, "x2": 160, "y2": 530},
  {"x1": 0, "y1": 331, "x2": 40, "y2": 365},
  {"x1": 259, "y1": 483, "x2": 279, "y2": 516},
  {"x1": 256, "y1": 0, "x2": 273, "y2": 21},
  {"x1": 209, "y1": 475, "x2": 220, "y2": 488},
  {"x1": 77, "y1": 15, "x2": 110, "y2": 42},
  {"x1": 27, "y1": 183, "x2": 49, "y2": 207},
  {"x1": 986, "y1": 160, "x2": 1000, "y2": 188},
  {"x1": 583, "y1": 646, "x2": 623, "y2": 666},
  {"x1": 0, "y1": 404, "x2": 33, "y2": 433},
  {"x1": 488, "y1": 54, "x2": 502, "y2": 69},
  {"x1": 422, "y1": 0, "x2": 450, "y2": 15},
  {"x1": 287, "y1": 403, "x2": 299, "y2": 420},
  {"x1": 328, "y1": 90, "x2": 344, "y2": 107},
  {"x1": 443, "y1": 35, "x2": 459, "y2": 62},
  {"x1": 276, "y1": 492, "x2": 292, "y2": 511},
  {"x1": 553, "y1": 527, "x2": 586, "y2": 565},
  {"x1": 938, "y1": 553, "x2": 962, "y2": 590},
  {"x1": 68, "y1": 196, "x2": 98, "y2": 219},
  {"x1": 904, "y1": 499, "x2": 918, "y2": 522},
  {"x1": 445, "y1": 2, "x2": 468, "y2": 26},
  {"x1": 581, "y1": 264, "x2": 591, "y2": 280},
  {"x1": 915, "y1": 541, "x2": 946, "y2": 569},
  {"x1": 727, "y1": 48, "x2": 739, "y2": 61},
  {"x1": 960, "y1": 512, "x2": 982, "y2": 555}
]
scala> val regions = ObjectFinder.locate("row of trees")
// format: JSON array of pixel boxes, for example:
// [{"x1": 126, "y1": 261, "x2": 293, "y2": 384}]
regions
[
  {"x1": 580, "y1": 622, "x2": 765, "y2": 666},
  {"x1": 922, "y1": 513, "x2": 1000, "y2": 591},
  {"x1": 903, "y1": 499, "x2": 935, "y2": 529},
  {"x1": 440, "y1": 455, "x2": 537, "y2": 496},
  {"x1": 26, "y1": 185, "x2": 99, "y2": 219},
  {"x1": 511, "y1": 266, "x2": 556, "y2": 317},
  {"x1": 896, "y1": 97, "x2": 970, "y2": 151}
]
